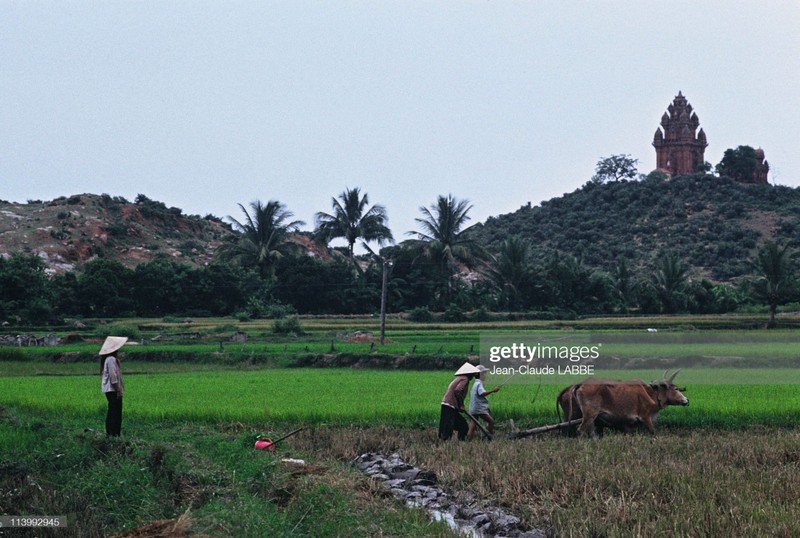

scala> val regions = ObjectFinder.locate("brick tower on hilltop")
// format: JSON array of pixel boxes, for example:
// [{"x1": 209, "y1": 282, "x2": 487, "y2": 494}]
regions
[
  {"x1": 751, "y1": 148, "x2": 770, "y2": 184},
  {"x1": 653, "y1": 92, "x2": 708, "y2": 177}
]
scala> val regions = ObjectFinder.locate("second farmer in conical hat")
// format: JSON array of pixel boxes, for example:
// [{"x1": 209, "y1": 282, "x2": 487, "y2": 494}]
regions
[
  {"x1": 467, "y1": 365, "x2": 501, "y2": 439},
  {"x1": 438, "y1": 362, "x2": 480, "y2": 441},
  {"x1": 99, "y1": 336, "x2": 128, "y2": 437}
]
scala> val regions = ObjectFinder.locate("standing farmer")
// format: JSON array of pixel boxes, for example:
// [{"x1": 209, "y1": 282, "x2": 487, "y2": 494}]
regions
[
  {"x1": 467, "y1": 365, "x2": 501, "y2": 439},
  {"x1": 100, "y1": 336, "x2": 127, "y2": 437},
  {"x1": 438, "y1": 362, "x2": 480, "y2": 441}
]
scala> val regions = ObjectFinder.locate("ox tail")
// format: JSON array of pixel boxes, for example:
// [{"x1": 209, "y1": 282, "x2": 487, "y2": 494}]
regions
[
  {"x1": 557, "y1": 383, "x2": 581, "y2": 422},
  {"x1": 556, "y1": 385, "x2": 568, "y2": 423},
  {"x1": 570, "y1": 383, "x2": 583, "y2": 419},
  {"x1": 556, "y1": 393, "x2": 562, "y2": 423}
]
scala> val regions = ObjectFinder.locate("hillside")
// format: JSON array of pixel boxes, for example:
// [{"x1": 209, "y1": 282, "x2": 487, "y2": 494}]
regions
[
  {"x1": 0, "y1": 194, "x2": 234, "y2": 273},
  {"x1": 469, "y1": 174, "x2": 800, "y2": 282},
  {"x1": 4, "y1": 176, "x2": 800, "y2": 284}
]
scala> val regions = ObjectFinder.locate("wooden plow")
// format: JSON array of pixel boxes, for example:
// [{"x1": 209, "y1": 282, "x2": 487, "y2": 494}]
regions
[{"x1": 506, "y1": 418, "x2": 582, "y2": 439}]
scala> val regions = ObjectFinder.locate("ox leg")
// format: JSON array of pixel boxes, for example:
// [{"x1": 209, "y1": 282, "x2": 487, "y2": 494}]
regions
[
  {"x1": 643, "y1": 419, "x2": 656, "y2": 434},
  {"x1": 574, "y1": 390, "x2": 597, "y2": 437},
  {"x1": 568, "y1": 405, "x2": 582, "y2": 437},
  {"x1": 578, "y1": 414, "x2": 598, "y2": 437},
  {"x1": 563, "y1": 417, "x2": 580, "y2": 437},
  {"x1": 595, "y1": 421, "x2": 605, "y2": 438}
]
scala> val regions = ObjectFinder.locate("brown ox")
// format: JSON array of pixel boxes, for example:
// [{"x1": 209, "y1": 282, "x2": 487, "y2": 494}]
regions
[{"x1": 557, "y1": 370, "x2": 689, "y2": 436}]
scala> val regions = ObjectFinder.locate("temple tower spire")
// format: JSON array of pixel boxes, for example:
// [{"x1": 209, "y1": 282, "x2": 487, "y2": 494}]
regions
[{"x1": 653, "y1": 92, "x2": 708, "y2": 176}]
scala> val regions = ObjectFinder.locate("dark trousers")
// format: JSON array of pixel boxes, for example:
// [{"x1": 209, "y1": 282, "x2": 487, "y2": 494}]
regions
[
  {"x1": 438, "y1": 405, "x2": 468, "y2": 441},
  {"x1": 105, "y1": 392, "x2": 123, "y2": 437}
]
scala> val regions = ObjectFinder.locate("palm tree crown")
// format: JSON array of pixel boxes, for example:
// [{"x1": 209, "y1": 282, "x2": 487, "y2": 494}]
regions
[
  {"x1": 652, "y1": 252, "x2": 690, "y2": 314},
  {"x1": 488, "y1": 236, "x2": 533, "y2": 309},
  {"x1": 754, "y1": 241, "x2": 796, "y2": 327},
  {"x1": 408, "y1": 194, "x2": 485, "y2": 276},
  {"x1": 314, "y1": 187, "x2": 393, "y2": 259},
  {"x1": 225, "y1": 200, "x2": 305, "y2": 277}
]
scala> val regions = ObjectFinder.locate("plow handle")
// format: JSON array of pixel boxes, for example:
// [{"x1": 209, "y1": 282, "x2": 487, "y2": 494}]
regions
[{"x1": 464, "y1": 411, "x2": 493, "y2": 441}]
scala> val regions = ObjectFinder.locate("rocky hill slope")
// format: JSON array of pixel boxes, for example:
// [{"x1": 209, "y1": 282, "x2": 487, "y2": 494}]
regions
[
  {"x1": 5, "y1": 175, "x2": 800, "y2": 282},
  {"x1": 0, "y1": 194, "x2": 234, "y2": 273}
]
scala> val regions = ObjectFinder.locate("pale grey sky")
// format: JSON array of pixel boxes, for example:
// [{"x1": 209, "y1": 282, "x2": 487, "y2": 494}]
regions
[{"x1": 2, "y1": 1, "x2": 799, "y2": 248}]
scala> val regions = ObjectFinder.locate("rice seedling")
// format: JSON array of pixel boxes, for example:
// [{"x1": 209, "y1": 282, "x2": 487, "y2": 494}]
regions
[{"x1": 2, "y1": 368, "x2": 798, "y2": 429}]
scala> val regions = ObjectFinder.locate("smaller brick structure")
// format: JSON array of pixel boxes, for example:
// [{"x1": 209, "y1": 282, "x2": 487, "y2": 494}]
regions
[{"x1": 750, "y1": 148, "x2": 770, "y2": 184}]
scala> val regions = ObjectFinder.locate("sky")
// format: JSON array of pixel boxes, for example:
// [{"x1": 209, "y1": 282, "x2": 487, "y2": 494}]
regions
[{"x1": 2, "y1": 1, "x2": 799, "y2": 251}]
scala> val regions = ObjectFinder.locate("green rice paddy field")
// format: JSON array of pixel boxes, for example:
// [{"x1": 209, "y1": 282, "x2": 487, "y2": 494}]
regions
[
  {"x1": 2, "y1": 368, "x2": 800, "y2": 429},
  {"x1": 3, "y1": 317, "x2": 800, "y2": 536}
]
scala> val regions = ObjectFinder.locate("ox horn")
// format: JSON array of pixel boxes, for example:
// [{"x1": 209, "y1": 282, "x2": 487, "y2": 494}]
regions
[
  {"x1": 652, "y1": 370, "x2": 667, "y2": 384},
  {"x1": 668, "y1": 369, "x2": 681, "y2": 384}
]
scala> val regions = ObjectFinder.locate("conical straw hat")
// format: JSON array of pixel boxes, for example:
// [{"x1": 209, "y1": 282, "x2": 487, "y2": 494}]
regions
[
  {"x1": 99, "y1": 336, "x2": 128, "y2": 355},
  {"x1": 454, "y1": 362, "x2": 480, "y2": 376}
]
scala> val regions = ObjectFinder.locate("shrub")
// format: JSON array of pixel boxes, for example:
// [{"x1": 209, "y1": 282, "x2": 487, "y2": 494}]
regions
[
  {"x1": 104, "y1": 222, "x2": 128, "y2": 237},
  {"x1": 49, "y1": 229, "x2": 69, "y2": 240},
  {"x1": 407, "y1": 307, "x2": 433, "y2": 322},
  {"x1": 442, "y1": 303, "x2": 466, "y2": 323},
  {"x1": 206, "y1": 324, "x2": 239, "y2": 335},
  {"x1": 470, "y1": 307, "x2": 493, "y2": 322},
  {"x1": 178, "y1": 240, "x2": 204, "y2": 256},
  {"x1": 245, "y1": 297, "x2": 296, "y2": 319},
  {"x1": 0, "y1": 348, "x2": 27, "y2": 361},
  {"x1": 272, "y1": 316, "x2": 303, "y2": 335},
  {"x1": 263, "y1": 302, "x2": 296, "y2": 319},
  {"x1": 95, "y1": 324, "x2": 140, "y2": 340}
]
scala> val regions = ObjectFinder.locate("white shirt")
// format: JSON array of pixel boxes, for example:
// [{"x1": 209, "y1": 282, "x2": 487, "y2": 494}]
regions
[
  {"x1": 468, "y1": 379, "x2": 490, "y2": 415},
  {"x1": 101, "y1": 356, "x2": 124, "y2": 394}
]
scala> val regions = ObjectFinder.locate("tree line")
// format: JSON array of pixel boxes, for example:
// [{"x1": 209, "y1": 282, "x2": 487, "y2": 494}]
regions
[{"x1": 1, "y1": 183, "x2": 796, "y2": 326}]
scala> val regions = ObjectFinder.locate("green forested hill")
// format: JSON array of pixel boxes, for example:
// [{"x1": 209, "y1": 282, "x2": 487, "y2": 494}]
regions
[{"x1": 469, "y1": 174, "x2": 800, "y2": 282}]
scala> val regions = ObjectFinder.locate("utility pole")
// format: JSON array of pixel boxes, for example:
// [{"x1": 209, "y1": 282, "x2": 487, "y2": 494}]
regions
[{"x1": 380, "y1": 257, "x2": 390, "y2": 345}]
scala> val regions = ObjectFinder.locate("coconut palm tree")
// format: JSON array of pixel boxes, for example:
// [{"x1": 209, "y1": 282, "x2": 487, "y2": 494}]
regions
[
  {"x1": 222, "y1": 200, "x2": 305, "y2": 278},
  {"x1": 314, "y1": 187, "x2": 394, "y2": 260},
  {"x1": 613, "y1": 258, "x2": 634, "y2": 312},
  {"x1": 753, "y1": 241, "x2": 796, "y2": 328},
  {"x1": 407, "y1": 194, "x2": 486, "y2": 303},
  {"x1": 653, "y1": 252, "x2": 690, "y2": 314},
  {"x1": 488, "y1": 236, "x2": 533, "y2": 310}
]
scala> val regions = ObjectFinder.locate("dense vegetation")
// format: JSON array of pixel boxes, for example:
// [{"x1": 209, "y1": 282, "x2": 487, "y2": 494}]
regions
[
  {"x1": 3, "y1": 174, "x2": 800, "y2": 324},
  {"x1": 470, "y1": 173, "x2": 800, "y2": 281}
]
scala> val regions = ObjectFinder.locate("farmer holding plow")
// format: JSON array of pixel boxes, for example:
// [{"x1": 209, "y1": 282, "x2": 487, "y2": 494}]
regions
[{"x1": 438, "y1": 362, "x2": 480, "y2": 441}]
